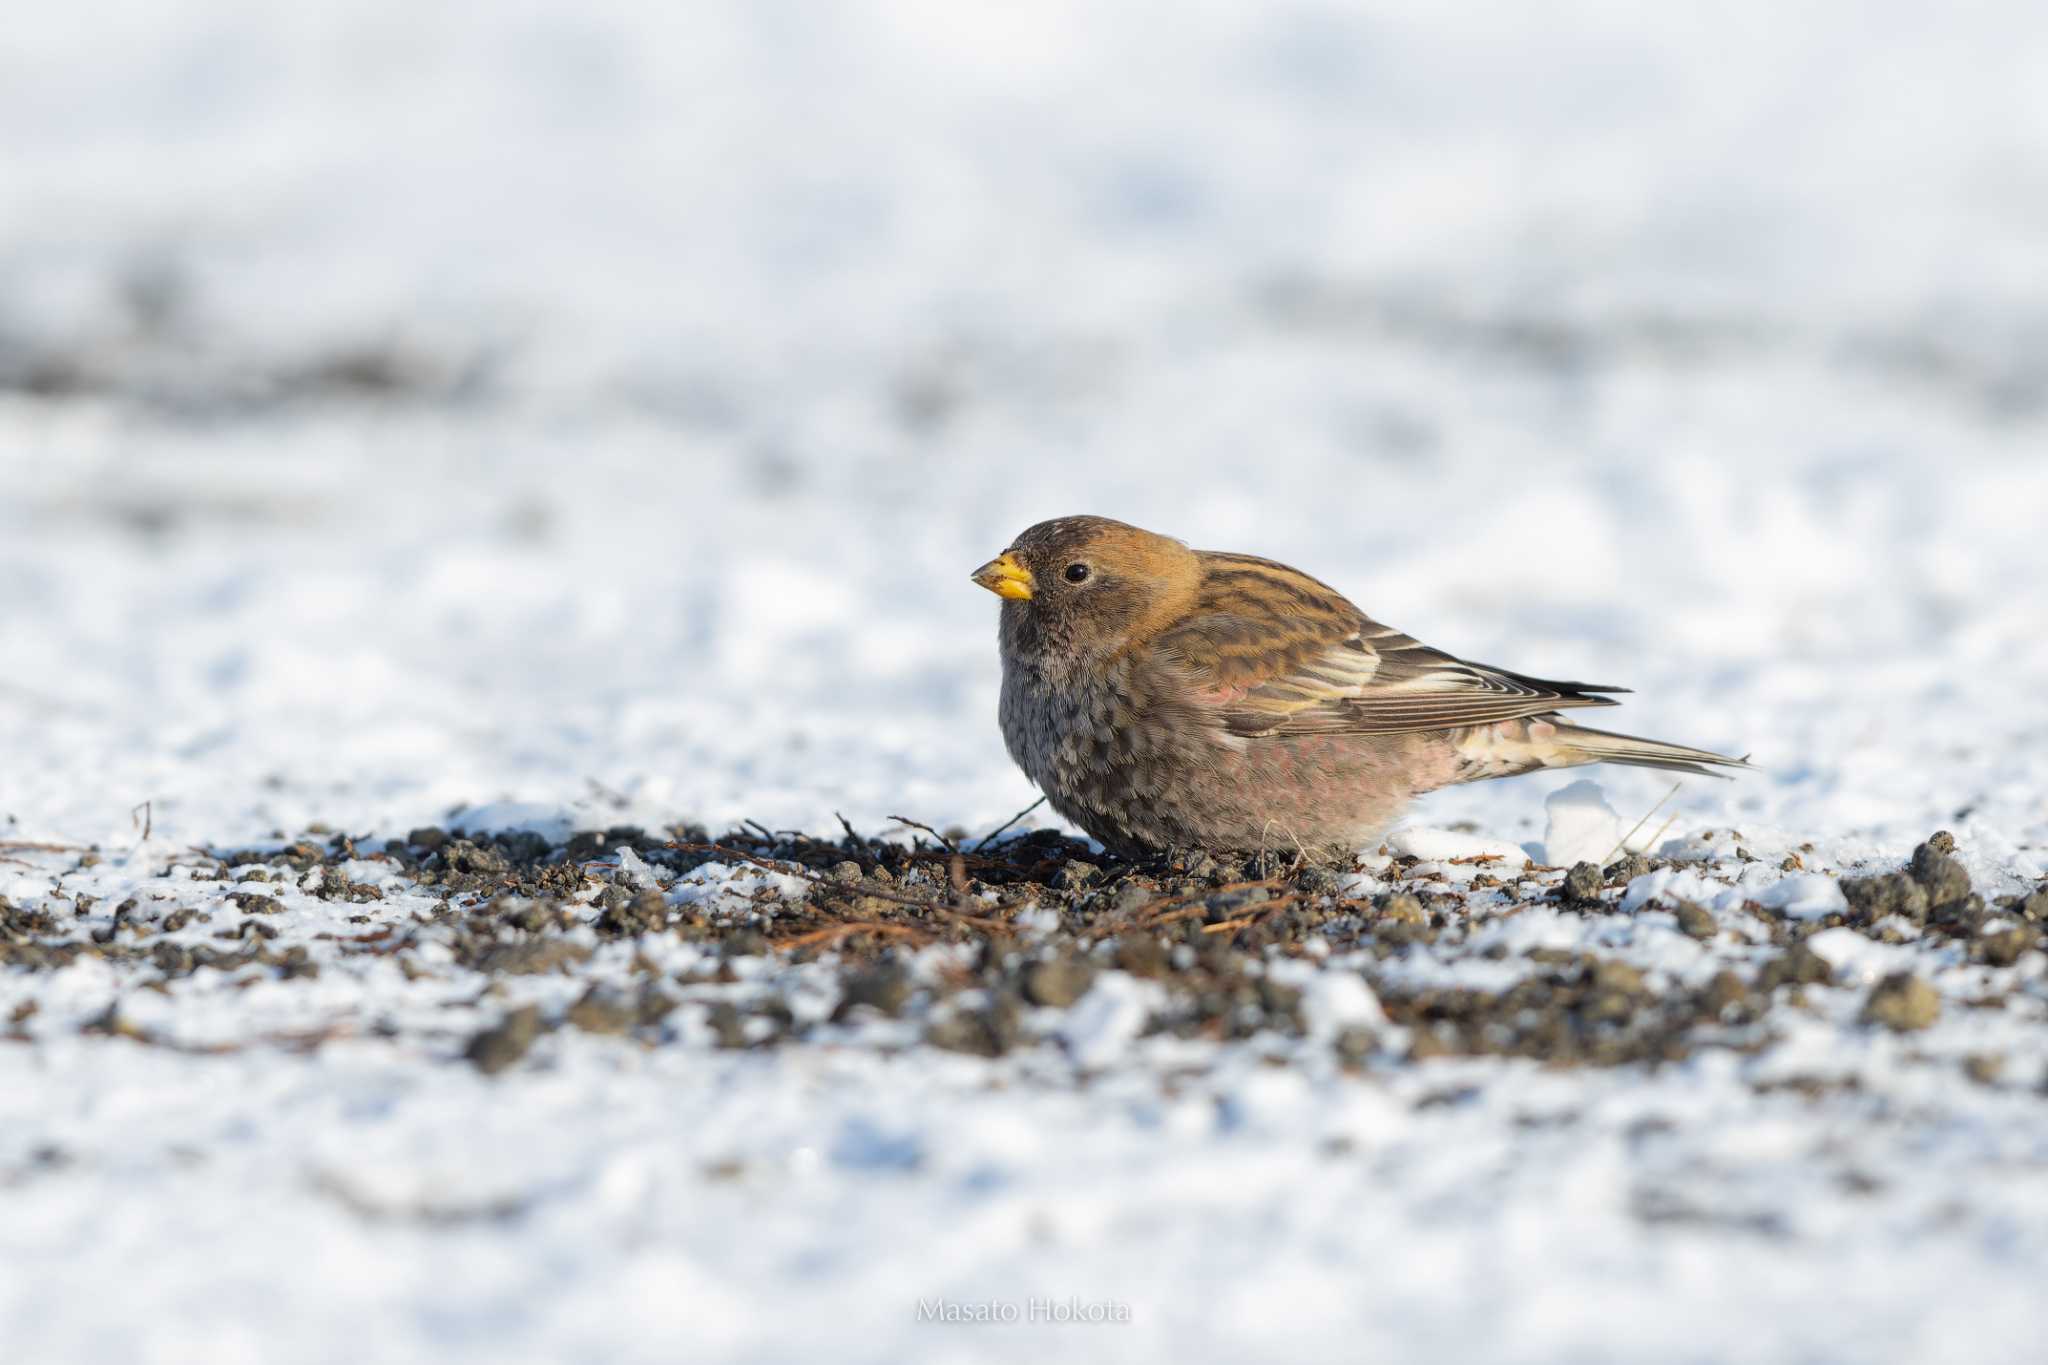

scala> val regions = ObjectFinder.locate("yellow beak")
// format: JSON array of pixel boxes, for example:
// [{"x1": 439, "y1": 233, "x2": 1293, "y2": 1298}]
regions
[{"x1": 971, "y1": 552, "x2": 1035, "y2": 601}]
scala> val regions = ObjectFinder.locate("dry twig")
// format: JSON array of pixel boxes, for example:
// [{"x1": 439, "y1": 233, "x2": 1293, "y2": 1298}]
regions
[{"x1": 974, "y1": 796, "x2": 1046, "y2": 850}]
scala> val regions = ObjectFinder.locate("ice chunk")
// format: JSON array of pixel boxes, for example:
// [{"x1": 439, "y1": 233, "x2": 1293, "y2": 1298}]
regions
[
  {"x1": 615, "y1": 845, "x2": 666, "y2": 890},
  {"x1": 1540, "y1": 779, "x2": 1626, "y2": 868}
]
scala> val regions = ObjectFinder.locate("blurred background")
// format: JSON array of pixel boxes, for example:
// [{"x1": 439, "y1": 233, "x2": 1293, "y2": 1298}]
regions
[{"x1": 4, "y1": 0, "x2": 2046, "y2": 862}]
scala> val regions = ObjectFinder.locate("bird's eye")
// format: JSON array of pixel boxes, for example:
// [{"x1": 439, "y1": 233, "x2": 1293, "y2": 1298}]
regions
[{"x1": 1063, "y1": 562, "x2": 1091, "y2": 584}]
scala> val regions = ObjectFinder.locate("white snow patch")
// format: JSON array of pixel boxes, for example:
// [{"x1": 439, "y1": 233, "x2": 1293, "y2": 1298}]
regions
[
  {"x1": 6, "y1": 3, "x2": 2048, "y2": 1357},
  {"x1": 1802, "y1": 927, "x2": 1924, "y2": 983},
  {"x1": 1758, "y1": 874, "x2": 1851, "y2": 920},
  {"x1": 1269, "y1": 959, "x2": 1386, "y2": 1039},
  {"x1": 1540, "y1": 779, "x2": 1629, "y2": 868},
  {"x1": 667, "y1": 862, "x2": 806, "y2": 914},
  {"x1": 1622, "y1": 868, "x2": 1738, "y2": 913},
  {"x1": 1057, "y1": 972, "x2": 1160, "y2": 1070},
  {"x1": 1386, "y1": 827, "x2": 1530, "y2": 866}
]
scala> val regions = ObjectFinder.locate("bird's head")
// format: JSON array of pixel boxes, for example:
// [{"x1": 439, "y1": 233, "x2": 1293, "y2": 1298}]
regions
[{"x1": 972, "y1": 516, "x2": 1201, "y2": 664}]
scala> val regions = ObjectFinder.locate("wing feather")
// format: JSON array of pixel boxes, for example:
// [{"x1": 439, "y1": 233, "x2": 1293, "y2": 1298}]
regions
[{"x1": 1151, "y1": 562, "x2": 1625, "y2": 739}]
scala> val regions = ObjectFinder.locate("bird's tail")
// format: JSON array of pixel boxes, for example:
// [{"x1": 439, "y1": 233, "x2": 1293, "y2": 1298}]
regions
[
  {"x1": 1451, "y1": 717, "x2": 1752, "y2": 784},
  {"x1": 1544, "y1": 723, "x2": 1752, "y2": 779}
]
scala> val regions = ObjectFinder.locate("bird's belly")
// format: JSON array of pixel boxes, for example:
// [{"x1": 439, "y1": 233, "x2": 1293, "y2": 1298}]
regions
[
  {"x1": 1001, "y1": 674, "x2": 1435, "y2": 855},
  {"x1": 1175, "y1": 732, "x2": 1433, "y2": 854}
]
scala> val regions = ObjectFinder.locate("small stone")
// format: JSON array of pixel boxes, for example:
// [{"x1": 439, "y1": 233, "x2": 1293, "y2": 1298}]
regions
[
  {"x1": 1760, "y1": 943, "x2": 1833, "y2": 991},
  {"x1": 469, "y1": 939, "x2": 590, "y2": 975},
  {"x1": 1053, "y1": 860, "x2": 1101, "y2": 891},
  {"x1": 924, "y1": 997, "x2": 1020, "y2": 1057},
  {"x1": 1591, "y1": 959, "x2": 1647, "y2": 995},
  {"x1": 839, "y1": 964, "x2": 912, "y2": 1017},
  {"x1": 2019, "y1": 888, "x2": 2048, "y2": 922},
  {"x1": 596, "y1": 890, "x2": 671, "y2": 936},
  {"x1": 1562, "y1": 862, "x2": 1603, "y2": 903},
  {"x1": 1963, "y1": 1054, "x2": 2005, "y2": 1086},
  {"x1": 1841, "y1": 873, "x2": 1929, "y2": 925},
  {"x1": 464, "y1": 1005, "x2": 542, "y2": 1074},
  {"x1": 1924, "y1": 830, "x2": 1957, "y2": 856},
  {"x1": 1206, "y1": 857, "x2": 1246, "y2": 887},
  {"x1": 706, "y1": 1002, "x2": 749, "y2": 1048},
  {"x1": 1113, "y1": 934, "x2": 1169, "y2": 978},
  {"x1": 1978, "y1": 924, "x2": 2037, "y2": 967},
  {"x1": 1908, "y1": 841, "x2": 1971, "y2": 908},
  {"x1": 1702, "y1": 970, "x2": 1752, "y2": 1017},
  {"x1": 1256, "y1": 978, "x2": 1305, "y2": 1024},
  {"x1": 408, "y1": 827, "x2": 448, "y2": 852},
  {"x1": 636, "y1": 987, "x2": 678, "y2": 1028},
  {"x1": 831, "y1": 861, "x2": 864, "y2": 884},
  {"x1": 151, "y1": 943, "x2": 195, "y2": 976},
  {"x1": 1928, "y1": 893, "x2": 1987, "y2": 934},
  {"x1": 497, "y1": 898, "x2": 557, "y2": 934},
  {"x1": 1021, "y1": 956, "x2": 1095, "y2": 1009},
  {"x1": 1376, "y1": 893, "x2": 1426, "y2": 926},
  {"x1": 1193, "y1": 934, "x2": 1242, "y2": 976},
  {"x1": 1333, "y1": 1024, "x2": 1376, "y2": 1063},
  {"x1": 1203, "y1": 888, "x2": 1265, "y2": 922},
  {"x1": 441, "y1": 840, "x2": 509, "y2": 876},
  {"x1": 1607, "y1": 854, "x2": 1651, "y2": 885},
  {"x1": 1862, "y1": 973, "x2": 1940, "y2": 1031},
  {"x1": 565, "y1": 987, "x2": 635, "y2": 1035},
  {"x1": 1673, "y1": 900, "x2": 1716, "y2": 940},
  {"x1": 1295, "y1": 866, "x2": 1342, "y2": 896}
]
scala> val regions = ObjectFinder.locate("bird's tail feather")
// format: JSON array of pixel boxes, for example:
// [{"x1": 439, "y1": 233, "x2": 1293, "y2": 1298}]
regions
[{"x1": 1546, "y1": 723, "x2": 1752, "y2": 779}]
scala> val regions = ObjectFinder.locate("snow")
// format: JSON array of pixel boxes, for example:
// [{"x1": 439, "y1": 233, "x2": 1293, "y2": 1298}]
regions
[
  {"x1": 1056, "y1": 972, "x2": 1164, "y2": 1070},
  {"x1": 1291, "y1": 967, "x2": 1386, "y2": 1039},
  {"x1": 1386, "y1": 826, "x2": 1531, "y2": 865},
  {"x1": 1540, "y1": 778, "x2": 1632, "y2": 869},
  {"x1": 1622, "y1": 867, "x2": 1738, "y2": 914},
  {"x1": 1758, "y1": 874, "x2": 1853, "y2": 921},
  {"x1": 1802, "y1": 928, "x2": 1920, "y2": 984},
  {"x1": 5, "y1": 1, "x2": 2048, "y2": 1362}
]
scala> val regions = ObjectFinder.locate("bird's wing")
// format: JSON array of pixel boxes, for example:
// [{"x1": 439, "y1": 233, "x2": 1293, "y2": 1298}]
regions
[{"x1": 1152, "y1": 589, "x2": 1627, "y2": 740}]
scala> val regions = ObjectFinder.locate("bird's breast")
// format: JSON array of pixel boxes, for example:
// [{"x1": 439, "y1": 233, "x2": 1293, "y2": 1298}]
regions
[{"x1": 997, "y1": 654, "x2": 1141, "y2": 784}]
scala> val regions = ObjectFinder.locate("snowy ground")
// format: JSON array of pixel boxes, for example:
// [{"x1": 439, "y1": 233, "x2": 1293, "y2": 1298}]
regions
[{"x1": 5, "y1": 3, "x2": 2048, "y2": 1362}]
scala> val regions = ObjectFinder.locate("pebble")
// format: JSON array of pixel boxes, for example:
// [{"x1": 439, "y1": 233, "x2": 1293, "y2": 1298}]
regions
[
  {"x1": 1563, "y1": 862, "x2": 1603, "y2": 903},
  {"x1": 464, "y1": 1005, "x2": 542, "y2": 1074},
  {"x1": 1863, "y1": 973, "x2": 1941, "y2": 1031},
  {"x1": 1673, "y1": 901, "x2": 1716, "y2": 940},
  {"x1": 1022, "y1": 956, "x2": 1095, "y2": 1009},
  {"x1": 839, "y1": 964, "x2": 912, "y2": 1017}
]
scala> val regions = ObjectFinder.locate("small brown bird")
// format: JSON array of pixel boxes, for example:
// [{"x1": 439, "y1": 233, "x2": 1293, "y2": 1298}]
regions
[{"x1": 972, "y1": 515, "x2": 1748, "y2": 858}]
